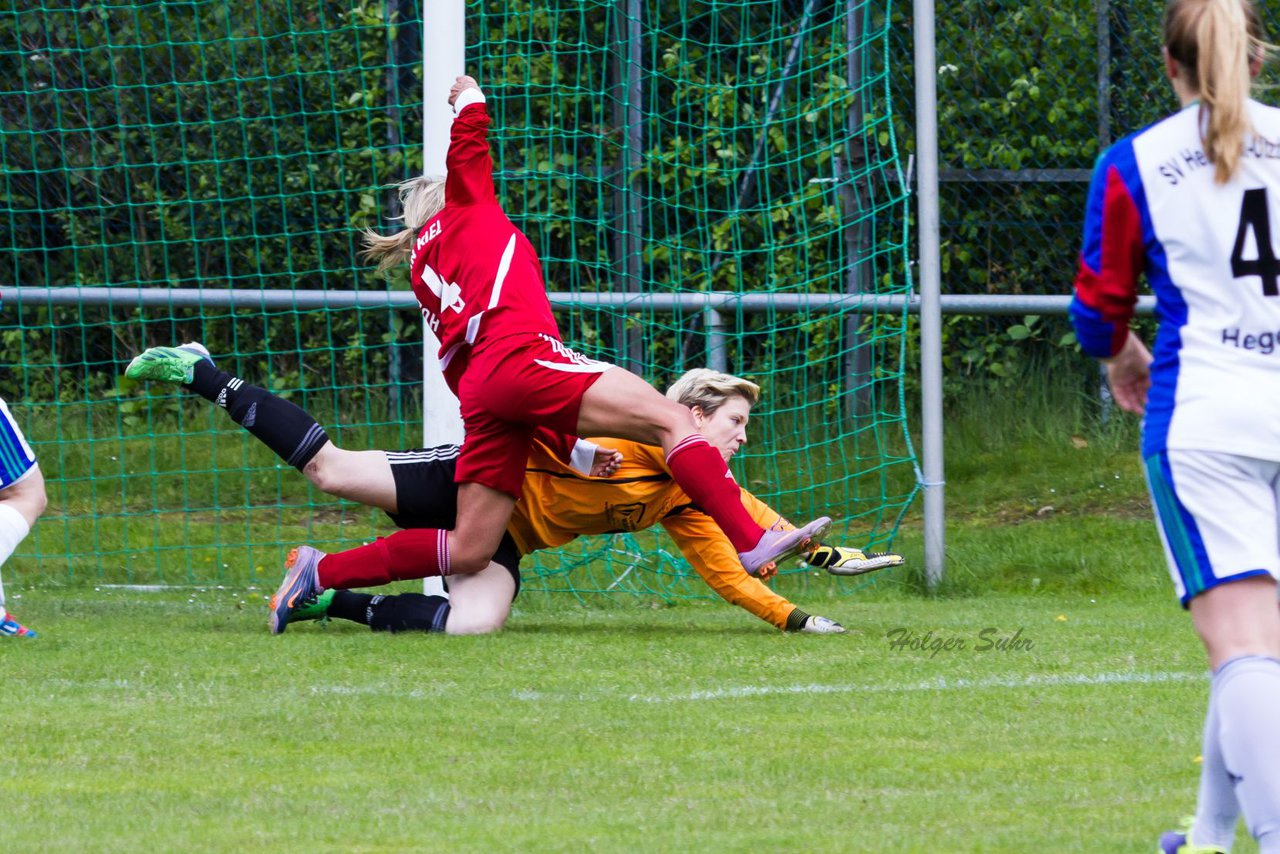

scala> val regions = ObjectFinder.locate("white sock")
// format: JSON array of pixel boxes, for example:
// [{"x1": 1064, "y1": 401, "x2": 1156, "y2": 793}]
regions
[
  {"x1": 0, "y1": 503, "x2": 32, "y2": 610},
  {"x1": 1215, "y1": 656, "x2": 1280, "y2": 852},
  {"x1": 1192, "y1": 679, "x2": 1240, "y2": 850}
]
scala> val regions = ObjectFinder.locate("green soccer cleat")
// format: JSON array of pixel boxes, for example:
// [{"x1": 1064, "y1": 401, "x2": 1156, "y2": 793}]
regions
[
  {"x1": 125, "y1": 342, "x2": 212, "y2": 384},
  {"x1": 289, "y1": 588, "x2": 334, "y2": 624}
]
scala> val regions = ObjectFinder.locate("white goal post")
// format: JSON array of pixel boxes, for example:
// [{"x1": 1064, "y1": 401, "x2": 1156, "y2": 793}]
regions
[{"x1": 421, "y1": 0, "x2": 466, "y2": 596}]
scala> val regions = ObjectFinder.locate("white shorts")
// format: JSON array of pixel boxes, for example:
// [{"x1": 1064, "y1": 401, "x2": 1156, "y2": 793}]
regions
[
  {"x1": 1144, "y1": 449, "x2": 1280, "y2": 607},
  {"x1": 0, "y1": 397, "x2": 36, "y2": 490}
]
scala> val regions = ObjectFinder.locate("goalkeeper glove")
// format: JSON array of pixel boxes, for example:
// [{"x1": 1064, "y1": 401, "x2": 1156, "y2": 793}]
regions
[
  {"x1": 807, "y1": 544, "x2": 905, "y2": 577},
  {"x1": 801, "y1": 615, "x2": 846, "y2": 634}
]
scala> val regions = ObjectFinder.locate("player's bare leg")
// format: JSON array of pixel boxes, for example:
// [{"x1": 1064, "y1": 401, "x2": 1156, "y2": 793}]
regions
[
  {"x1": 446, "y1": 482, "x2": 518, "y2": 577},
  {"x1": 302, "y1": 444, "x2": 399, "y2": 513},
  {"x1": 0, "y1": 466, "x2": 47, "y2": 531},
  {"x1": 1190, "y1": 576, "x2": 1280, "y2": 670},
  {"x1": 575, "y1": 367, "x2": 696, "y2": 449},
  {"x1": 444, "y1": 561, "x2": 516, "y2": 634},
  {"x1": 0, "y1": 466, "x2": 46, "y2": 638},
  {"x1": 576, "y1": 368, "x2": 829, "y2": 576}
]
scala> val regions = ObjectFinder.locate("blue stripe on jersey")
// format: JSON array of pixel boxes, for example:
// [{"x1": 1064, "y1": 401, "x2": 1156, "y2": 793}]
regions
[
  {"x1": 0, "y1": 406, "x2": 35, "y2": 487},
  {"x1": 1079, "y1": 150, "x2": 1111, "y2": 274},
  {"x1": 1145, "y1": 452, "x2": 1212, "y2": 604},
  {"x1": 1067, "y1": 298, "x2": 1115, "y2": 356},
  {"x1": 1119, "y1": 139, "x2": 1185, "y2": 459}
]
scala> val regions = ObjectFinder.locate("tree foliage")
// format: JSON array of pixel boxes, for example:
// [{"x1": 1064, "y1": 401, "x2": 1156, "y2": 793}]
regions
[
  {"x1": 3, "y1": 0, "x2": 911, "y2": 416},
  {"x1": 888, "y1": 1, "x2": 1278, "y2": 394}
]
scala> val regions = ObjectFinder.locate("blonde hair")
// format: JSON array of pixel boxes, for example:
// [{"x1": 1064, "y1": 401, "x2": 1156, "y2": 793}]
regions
[
  {"x1": 665, "y1": 368, "x2": 761, "y2": 416},
  {"x1": 1164, "y1": 0, "x2": 1270, "y2": 183},
  {"x1": 361, "y1": 175, "x2": 446, "y2": 273}
]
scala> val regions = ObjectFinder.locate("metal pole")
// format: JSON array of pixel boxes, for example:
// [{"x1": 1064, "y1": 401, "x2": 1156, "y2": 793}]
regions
[
  {"x1": 611, "y1": 0, "x2": 644, "y2": 374},
  {"x1": 914, "y1": 0, "x2": 945, "y2": 588},
  {"x1": 2, "y1": 287, "x2": 1148, "y2": 316},
  {"x1": 421, "y1": 0, "x2": 465, "y2": 448},
  {"x1": 421, "y1": 0, "x2": 465, "y2": 599},
  {"x1": 385, "y1": 0, "x2": 407, "y2": 422},
  {"x1": 706, "y1": 306, "x2": 727, "y2": 374},
  {"x1": 841, "y1": 0, "x2": 872, "y2": 422}
]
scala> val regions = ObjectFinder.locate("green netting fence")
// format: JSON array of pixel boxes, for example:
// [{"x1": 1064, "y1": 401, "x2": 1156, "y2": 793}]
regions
[
  {"x1": 0, "y1": 0, "x2": 916, "y2": 599},
  {"x1": 886, "y1": 3, "x2": 1280, "y2": 389}
]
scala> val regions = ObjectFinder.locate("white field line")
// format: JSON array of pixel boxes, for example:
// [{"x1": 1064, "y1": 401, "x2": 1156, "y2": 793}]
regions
[
  {"x1": 299, "y1": 671, "x2": 1206, "y2": 705},
  {"x1": 95, "y1": 584, "x2": 243, "y2": 591},
  {"x1": 623, "y1": 670, "x2": 1206, "y2": 704},
  {"x1": 31, "y1": 670, "x2": 1205, "y2": 704},
  {"x1": 306, "y1": 670, "x2": 1208, "y2": 704},
  {"x1": 97, "y1": 584, "x2": 197, "y2": 591}
]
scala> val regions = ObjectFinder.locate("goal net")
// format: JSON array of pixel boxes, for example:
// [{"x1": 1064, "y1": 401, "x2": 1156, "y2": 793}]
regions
[{"x1": 0, "y1": 0, "x2": 915, "y2": 598}]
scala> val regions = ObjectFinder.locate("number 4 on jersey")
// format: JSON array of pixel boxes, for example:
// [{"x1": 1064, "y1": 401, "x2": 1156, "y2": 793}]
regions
[{"x1": 1231, "y1": 187, "x2": 1280, "y2": 297}]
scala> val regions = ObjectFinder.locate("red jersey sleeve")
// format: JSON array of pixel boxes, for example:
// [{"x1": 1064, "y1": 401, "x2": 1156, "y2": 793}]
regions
[
  {"x1": 1069, "y1": 141, "x2": 1145, "y2": 358},
  {"x1": 445, "y1": 97, "x2": 498, "y2": 208}
]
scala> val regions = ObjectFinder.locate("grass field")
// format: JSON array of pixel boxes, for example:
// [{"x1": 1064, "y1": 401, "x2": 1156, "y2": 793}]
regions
[{"x1": 3, "y1": 380, "x2": 1259, "y2": 851}]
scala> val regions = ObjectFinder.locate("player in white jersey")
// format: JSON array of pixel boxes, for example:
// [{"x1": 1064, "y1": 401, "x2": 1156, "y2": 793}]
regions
[
  {"x1": 1069, "y1": 2, "x2": 1280, "y2": 850},
  {"x1": 0, "y1": 397, "x2": 47, "y2": 637}
]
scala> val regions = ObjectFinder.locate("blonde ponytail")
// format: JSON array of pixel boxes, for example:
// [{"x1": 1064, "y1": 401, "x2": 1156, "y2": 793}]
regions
[
  {"x1": 361, "y1": 175, "x2": 446, "y2": 273},
  {"x1": 1200, "y1": 0, "x2": 1251, "y2": 182},
  {"x1": 1164, "y1": 0, "x2": 1269, "y2": 183}
]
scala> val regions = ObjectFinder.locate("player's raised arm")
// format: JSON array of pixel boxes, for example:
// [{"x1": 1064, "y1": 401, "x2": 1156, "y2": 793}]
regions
[{"x1": 444, "y1": 75, "x2": 498, "y2": 207}]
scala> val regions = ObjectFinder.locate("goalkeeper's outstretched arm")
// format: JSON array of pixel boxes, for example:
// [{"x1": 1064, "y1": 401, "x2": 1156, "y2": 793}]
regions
[
  {"x1": 659, "y1": 517, "x2": 843, "y2": 633},
  {"x1": 661, "y1": 488, "x2": 905, "y2": 631}
]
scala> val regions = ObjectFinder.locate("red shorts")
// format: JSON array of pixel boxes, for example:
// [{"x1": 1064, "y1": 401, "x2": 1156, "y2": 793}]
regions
[{"x1": 456, "y1": 333, "x2": 613, "y2": 498}]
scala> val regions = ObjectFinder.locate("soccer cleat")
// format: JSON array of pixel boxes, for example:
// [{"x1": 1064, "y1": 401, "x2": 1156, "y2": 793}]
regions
[
  {"x1": 0, "y1": 612, "x2": 37, "y2": 638},
  {"x1": 808, "y1": 545, "x2": 905, "y2": 577},
  {"x1": 125, "y1": 342, "x2": 212, "y2": 384},
  {"x1": 738, "y1": 516, "x2": 832, "y2": 578},
  {"x1": 268, "y1": 545, "x2": 326, "y2": 635},
  {"x1": 1158, "y1": 817, "x2": 1227, "y2": 854},
  {"x1": 288, "y1": 588, "x2": 334, "y2": 625},
  {"x1": 800, "y1": 615, "x2": 846, "y2": 634}
]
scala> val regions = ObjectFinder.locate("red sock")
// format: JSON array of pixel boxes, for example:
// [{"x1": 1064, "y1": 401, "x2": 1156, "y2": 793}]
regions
[
  {"x1": 317, "y1": 528, "x2": 451, "y2": 589},
  {"x1": 665, "y1": 434, "x2": 763, "y2": 552}
]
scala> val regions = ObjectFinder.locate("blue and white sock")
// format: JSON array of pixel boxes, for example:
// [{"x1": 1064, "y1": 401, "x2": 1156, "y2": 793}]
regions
[{"x1": 1215, "y1": 655, "x2": 1280, "y2": 852}]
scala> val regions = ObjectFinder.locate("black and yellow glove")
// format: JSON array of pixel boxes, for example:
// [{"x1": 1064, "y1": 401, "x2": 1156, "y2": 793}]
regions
[{"x1": 806, "y1": 544, "x2": 905, "y2": 577}]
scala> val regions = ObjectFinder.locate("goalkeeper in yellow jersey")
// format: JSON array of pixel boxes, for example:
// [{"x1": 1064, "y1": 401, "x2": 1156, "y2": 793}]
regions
[{"x1": 127, "y1": 345, "x2": 903, "y2": 634}]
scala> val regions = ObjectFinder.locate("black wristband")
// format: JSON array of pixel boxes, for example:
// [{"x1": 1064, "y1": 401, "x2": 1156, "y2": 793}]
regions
[{"x1": 785, "y1": 607, "x2": 811, "y2": 632}]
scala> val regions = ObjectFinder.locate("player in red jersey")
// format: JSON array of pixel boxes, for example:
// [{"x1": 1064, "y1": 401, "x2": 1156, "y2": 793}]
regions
[{"x1": 266, "y1": 76, "x2": 831, "y2": 632}]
